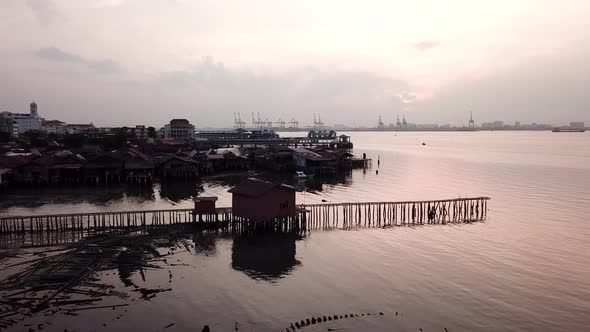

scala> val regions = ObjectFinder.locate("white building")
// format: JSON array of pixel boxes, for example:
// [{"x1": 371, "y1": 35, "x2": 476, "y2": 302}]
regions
[
  {"x1": 0, "y1": 118, "x2": 19, "y2": 137},
  {"x1": 66, "y1": 123, "x2": 96, "y2": 134},
  {"x1": 42, "y1": 120, "x2": 67, "y2": 135},
  {"x1": 481, "y1": 121, "x2": 505, "y2": 129},
  {"x1": 0, "y1": 102, "x2": 42, "y2": 135},
  {"x1": 164, "y1": 119, "x2": 195, "y2": 139},
  {"x1": 126, "y1": 125, "x2": 152, "y2": 139}
]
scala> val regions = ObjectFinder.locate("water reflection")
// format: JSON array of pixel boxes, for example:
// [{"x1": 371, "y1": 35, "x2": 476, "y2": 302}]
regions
[
  {"x1": 231, "y1": 232, "x2": 302, "y2": 282},
  {"x1": 0, "y1": 169, "x2": 358, "y2": 214},
  {"x1": 292, "y1": 171, "x2": 353, "y2": 192},
  {"x1": 158, "y1": 180, "x2": 204, "y2": 202},
  {"x1": 123, "y1": 184, "x2": 155, "y2": 201},
  {"x1": 0, "y1": 186, "x2": 127, "y2": 209},
  {"x1": 0, "y1": 184, "x2": 161, "y2": 210},
  {"x1": 191, "y1": 231, "x2": 219, "y2": 256}
]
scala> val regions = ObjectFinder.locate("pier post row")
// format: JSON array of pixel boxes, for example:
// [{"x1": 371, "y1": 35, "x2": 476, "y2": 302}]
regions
[{"x1": 0, "y1": 196, "x2": 490, "y2": 239}]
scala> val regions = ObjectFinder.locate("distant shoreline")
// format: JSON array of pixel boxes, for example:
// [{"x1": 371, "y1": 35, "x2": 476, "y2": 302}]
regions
[{"x1": 265, "y1": 128, "x2": 588, "y2": 133}]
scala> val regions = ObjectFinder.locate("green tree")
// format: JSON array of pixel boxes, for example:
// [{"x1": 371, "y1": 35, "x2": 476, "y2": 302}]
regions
[
  {"x1": 63, "y1": 133, "x2": 87, "y2": 148},
  {"x1": 147, "y1": 126, "x2": 156, "y2": 138},
  {"x1": 0, "y1": 132, "x2": 11, "y2": 143},
  {"x1": 47, "y1": 132, "x2": 58, "y2": 142},
  {"x1": 23, "y1": 130, "x2": 48, "y2": 147},
  {"x1": 100, "y1": 128, "x2": 128, "y2": 150}
]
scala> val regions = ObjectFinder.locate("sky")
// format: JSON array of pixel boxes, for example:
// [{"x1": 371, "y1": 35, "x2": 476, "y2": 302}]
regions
[{"x1": 0, "y1": 0, "x2": 589, "y2": 128}]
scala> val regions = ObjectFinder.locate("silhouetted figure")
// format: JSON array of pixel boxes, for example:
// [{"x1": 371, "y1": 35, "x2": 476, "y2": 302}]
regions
[
  {"x1": 202, "y1": 325, "x2": 210, "y2": 332},
  {"x1": 362, "y1": 153, "x2": 366, "y2": 159},
  {"x1": 376, "y1": 170, "x2": 379, "y2": 175},
  {"x1": 428, "y1": 207, "x2": 436, "y2": 223}
]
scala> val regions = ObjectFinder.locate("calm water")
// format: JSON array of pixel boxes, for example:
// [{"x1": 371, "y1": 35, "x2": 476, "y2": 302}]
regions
[{"x1": 1, "y1": 131, "x2": 589, "y2": 331}]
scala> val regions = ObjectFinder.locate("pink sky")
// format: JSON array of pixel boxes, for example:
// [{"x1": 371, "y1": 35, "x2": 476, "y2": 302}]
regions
[{"x1": 0, "y1": 0, "x2": 589, "y2": 127}]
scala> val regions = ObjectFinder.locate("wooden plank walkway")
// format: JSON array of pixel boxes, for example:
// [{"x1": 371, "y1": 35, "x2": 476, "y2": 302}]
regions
[
  {"x1": 303, "y1": 197, "x2": 489, "y2": 229},
  {"x1": 0, "y1": 197, "x2": 489, "y2": 236}
]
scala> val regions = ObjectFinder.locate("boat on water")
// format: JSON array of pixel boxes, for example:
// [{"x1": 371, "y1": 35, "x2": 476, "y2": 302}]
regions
[
  {"x1": 294, "y1": 171, "x2": 311, "y2": 179},
  {"x1": 552, "y1": 127, "x2": 586, "y2": 132}
]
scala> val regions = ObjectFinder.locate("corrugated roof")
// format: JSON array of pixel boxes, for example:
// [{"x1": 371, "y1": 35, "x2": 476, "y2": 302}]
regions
[
  {"x1": 160, "y1": 154, "x2": 198, "y2": 164},
  {"x1": 0, "y1": 155, "x2": 35, "y2": 168},
  {"x1": 50, "y1": 164, "x2": 83, "y2": 170},
  {"x1": 291, "y1": 148, "x2": 333, "y2": 161},
  {"x1": 228, "y1": 178, "x2": 295, "y2": 197},
  {"x1": 207, "y1": 154, "x2": 225, "y2": 160}
]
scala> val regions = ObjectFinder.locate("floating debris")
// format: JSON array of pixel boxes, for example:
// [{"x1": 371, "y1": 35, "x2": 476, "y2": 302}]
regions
[{"x1": 0, "y1": 229, "x2": 195, "y2": 330}]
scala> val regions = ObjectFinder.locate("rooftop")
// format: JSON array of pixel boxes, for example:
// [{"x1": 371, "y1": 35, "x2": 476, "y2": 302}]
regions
[
  {"x1": 228, "y1": 178, "x2": 295, "y2": 197},
  {"x1": 193, "y1": 196, "x2": 218, "y2": 202}
]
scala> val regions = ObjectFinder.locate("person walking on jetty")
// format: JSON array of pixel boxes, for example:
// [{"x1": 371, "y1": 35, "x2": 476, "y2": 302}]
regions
[{"x1": 428, "y1": 206, "x2": 436, "y2": 223}]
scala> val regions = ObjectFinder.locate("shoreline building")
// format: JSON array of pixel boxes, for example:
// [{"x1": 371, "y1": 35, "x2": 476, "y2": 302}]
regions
[
  {"x1": 163, "y1": 119, "x2": 195, "y2": 140},
  {"x1": 0, "y1": 102, "x2": 42, "y2": 135},
  {"x1": 229, "y1": 179, "x2": 296, "y2": 220},
  {"x1": 481, "y1": 121, "x2": 505, "y2": 129},
  {"x1": 0, "y1": 118, "x2": 19, "y2": 137},
  {"x1": 66, "y1": 123, "x2": 96, "y2": 134},
  {"x1": 42, "y1": 120, "x2": 67, "y2": 135},
  {"x1": 125, "y1": 125, "x2": 151, "y2": 140}
]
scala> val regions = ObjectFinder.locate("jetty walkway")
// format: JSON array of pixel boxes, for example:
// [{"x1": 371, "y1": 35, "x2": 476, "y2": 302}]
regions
[{"x1": 0, "y1": 197, "x2": 489, "y2": 236}]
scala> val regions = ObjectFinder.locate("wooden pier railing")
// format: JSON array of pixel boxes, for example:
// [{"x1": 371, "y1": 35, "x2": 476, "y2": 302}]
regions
[
  {"x1": 0, "y1": 197, "x2": 489, "y2": 236},
  {"x1": 303, "y1": 197, "x2": 489, "y2": 229}
]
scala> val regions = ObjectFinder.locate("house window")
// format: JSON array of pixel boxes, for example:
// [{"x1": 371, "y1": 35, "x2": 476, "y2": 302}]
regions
[{"x1": 280, "y1": 200, "x2": 289, "y2": 209}]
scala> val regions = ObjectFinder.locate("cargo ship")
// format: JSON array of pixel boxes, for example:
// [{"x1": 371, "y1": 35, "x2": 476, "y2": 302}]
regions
[{"x1": 552, "y1": 127, "x2": 586, "y2": 132}]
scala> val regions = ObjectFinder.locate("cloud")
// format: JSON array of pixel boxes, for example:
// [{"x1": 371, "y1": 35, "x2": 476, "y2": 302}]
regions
[
  {"x1": 90, "y1": 0, "x2": 127, "y2": 7},
  {"x1": 399, "y1": 92, "x2": 417, "y2": 104},
  {"x1": 36, "y1": 47, "x2": 120, "y2": 73},
  {"x1": 156, "y1": 57, "x2": 411, "y2": 125},
  {"x1": 414, "y1": 41, "x2": 440, "y2": 51},
  {"x1": 26, "y1": 0, "x2": 64, "y2": 26},
  {"x1": 411, "y1": 49, "x2": 590, "y2": 125}
]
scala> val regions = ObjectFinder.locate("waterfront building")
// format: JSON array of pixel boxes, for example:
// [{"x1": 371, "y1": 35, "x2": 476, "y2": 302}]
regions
[
  {"x1": 118, "y1": 148, "x2": 154, "y2": 183},
  {"x1": 29, "y1": 150, "x2": 87, "y2": 184},
  {"x1": 193, "y1": 196, "x2": 218, "y2": 214},
  {"x1": 0, "y1": 118, "x2": 19, "y2": 137},
  {"x1": 163, "y1": 119, "x2": 195, "y2": 140},
  {"x1": 67, "y1": 123, "x2": 96, "y2": 134},
  {"x1": 157, "y1": 154, "x2": 199, "y2": 178},
  {"x1": 291, "y1": 147, "x2": 335, "y2": 172},
  {"x1": 229, "y1": 178, "x2": 296, "y2": 220},
  {"x1": 416, "y1": 123, "x2": 439, "y2": 129},
  {"x1": 570, "y1": 122, "x2": 585, "y2": 129},
  {"x1": 0, "y1": 155, "x2": 35, "y2": 183},
  {"x1": 42, "y1": 120, "x2": 67, "y2": 135},
  {"x1": 0, "y1": 102, "x2": 42, "y2": 134},
  {"x1": 0, "y1": 167, "x2": 8, "y2": 185},
  {"x1": 83, "y1": 152, "x2": 123, "y2": 184},
  {"x1": 481, "y1": 121, "x2": 505, "y2": 129},
  {"x1": 125, "y1": 125, "x2": 152, "y2": 140}
]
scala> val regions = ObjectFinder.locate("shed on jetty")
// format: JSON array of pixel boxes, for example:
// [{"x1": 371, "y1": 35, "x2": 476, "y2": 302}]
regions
[
  {"x1": 193, "y1": 196, "x2": 218, "y2": 214},
  {"x1": 229, "y1": 179, "x2": 296, "y2": 220}
]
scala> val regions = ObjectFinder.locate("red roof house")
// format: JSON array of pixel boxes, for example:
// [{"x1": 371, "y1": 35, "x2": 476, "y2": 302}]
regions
[{"x1": 229, "y1": 179, "x2": 296, "y2": 220}]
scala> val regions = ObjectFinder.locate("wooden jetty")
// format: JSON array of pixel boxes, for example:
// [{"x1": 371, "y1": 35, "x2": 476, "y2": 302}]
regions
[
  {"x1": 209, "y1": 137, "x2": 346, "y2": 149},
  {"x1": 303, "y1": 197, "x2": 489, "y2": 229},
  {"x1": 0, "y1": 197, "x2": 489, "y2": 238}
]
